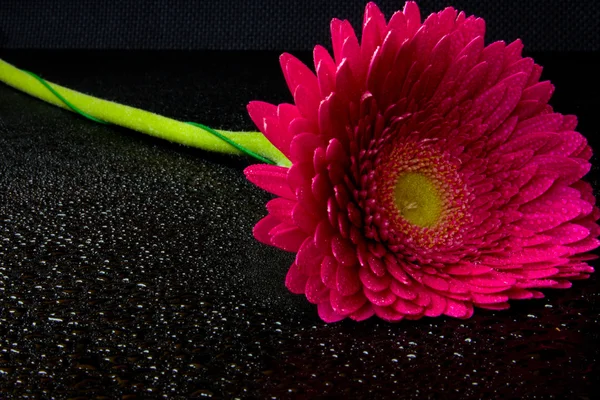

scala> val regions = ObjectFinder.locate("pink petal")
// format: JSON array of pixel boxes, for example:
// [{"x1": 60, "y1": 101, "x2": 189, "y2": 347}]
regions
[
  {"x1": 292, "y1": 202, "x2": 319, "y2": 234},
  {"x1": 480, "y1": 41, "x2": 505, "y2": 90},
  {"x1": 505, "y1": 39, "x2": 524, "y2": 64},
  {"x1": 361, "y1": 3, "x2": 387, "y2": 64},
  {"x1": 514, "y1": 99, "x2": 544, "y2": 119},
  {"x1": 444, "y1": 264, "x2": 493, "y2": 276},
  {"x1": 330, "y1": 19, "x2": 355, "y2": 64},
  {"x1": 388, "y1": 10, "x2": 407, "y2": 32},
  {"x1": 460, "y1": 15, "x2": 486, "y2": 42},
  {"x1": 364, "y1": 287, "x2": 396, "y2": 306},
  {"x1": 295, "y1": 236, "x2": 324, "y2": 276},
  {"x1": 466, "y1": 273, "x2": 517, "y2": 287},
  {"x1": 313, "y1": 220, "x2": 334, "y2": 253},
  {"x1": 318, "y1": 93, "x2": 348, "y2": 142},
  {"x1": 548, "y1": 130, "x2": 586, "y2": 157},
  {"x1": 335, "y1": 58, "x2": 361, "y2": 104},
  {"x1": 520, "y1": 268, "x2": 560, "y2": 279},
  {"x1": 403, "y1": 1, "x2": 422, "y2": 35},
  {"x1": 326, "y1": 138, "x2": 350, "y2": 167},
  {"x1": 359, "y1": 267, "x2": 391, "y2": 292},
  {"x1": 390, "y1": 281, "x2": 418, "y2": 300},
  {"x1": 566, "y1": 237, "x2": 600, "y2": 254},
  {"x1": 495, "y1": 149, "x2": 534, "y2": 172},
  {"x1": 266, "y1": 198, "x2": 295, "y2": 225},
  {"x1": 311, "y1": 172, "x2": 333, "y2": 204},
  {"x1": 314, "y1": 45, "x2": 336, "y2": 97},
  {"x1": 252, "y1": 215, "x2": 279, "y2": 245},
  {"x1": 289, "y1": 132, "x2": 324, "y2": 163},
  {"x1": 500, "y1": 57, "x2": 533, "y2": 81},
  {"x1": 317, "y1": 301, "x2": 345, "y2": 323},
  {"x1": 513, "y1": 176, "x2": 555, "y2": 204},
  {"x1": 269, "y1": 225, "x2": 308, "y2": 252},
  {"x1": 293, "y1": 84, "x2": 321, "y2": 124},
  {"x1": 520, "y1": 210, "x2": 586, "y2": 233},
  {"x1": 347, "y1": 202, "x2": 363, "y2": 227},
  {"x1": 244, "y1": 164, "x2": 294, "y2": 199},
  {"x1": 287, "y1": 161, "x2": 314, "y2": 191},
  {"x1": 367, "y1": 255, "x2": 386, "y2": 277},
  {"x1": 484, "y1": 83, "x2": 527, "y2": 131},
  {"x1": 457, "y1": 61, "x2": 489, "y2": 101},
  {"x1": 485, "y1": 116, "x2": 518, "y2": 152},
  {"x1": 305, "y1": 275, "x2": 329, "y2": 304},
  {"x1": 373, "y1": 305, "x2": 404, "y2": 322},
  {"x1": 336, "y1": 265, "x2": 362, "y2": 296},
  {"x1": 505, "y1": 289, "x2": 534, "y2": 300},
  {"x1": 424, "y1": 293, "x2": 447, "y2": 317},
  {"x1": 393, "y1": 298, "x2": 424, "y2": 315},
  {"x1": 422, "y1": 274, "x2": 450, "y2": 292},
  {"x1": 562, "y1": 114, "x2": 578, "y2": 130},
  {"x1": 533, "y1": 156, "x2": 590, "y2": 185},
  {"x1": 280, "y1": 53, "x2": 319, "y2": 99},
  {"x1": 247, "y1": 101, "x2": 294, "y2": 156},
  {"x1": 504, "y1": 246, "x2": 569, "y2": 264},
  {"x1": 288, "y1": 115, "x2": 315, "y2": 137},
  {"x1": 331, "y1": 235, "x2": 358, "y2": 267},
  {"x1": 521, "y1": 80, "x2": 554, "y2": 103},
  {"x1": 414, "y1": 290, "x2": 432, "y2": 307},
  {"x1": 477, "y1": 303, "x2": 510, "y2": 311},
  {"x1": 514, "y1": 113, "x2": 563, "y2": 136},
  {"x1": 444, "y1": 299, "x2": 473, "y2": 319},
  {"x1": 247, "y1": 100, "x2": 276, "y2": 130},
  {"x1": 387, "y1": 258, "x2": 410, "y2": 284},
  {"x1": 367, "y1": 31, "x2": 403, "y2": 101},
  {"x1": 328, "y1": 163, "x2": 348, "y2": 186},
  {"x1": 496, "y1": 132, "x2": 562, "y2": 156},
  {"x1": 321, "y1": 256, "x2": 338, "y2": 290},
  {"x1": 285, "y1": 263, "x2": 308, "y2": 294},
  {"x1": 471, "y1": 293, "x2": 509, "y2": 304},
  {"x1": 330, "y1": 289, "x2": 367, "y2": 315},
  {"x1": 349, "y1": 303, "x2": 375, "y2": 321},
  {"x1": 551, "y1": 280, "x2": 573, "y2": 289},
  {"x1": 330, "y1": 18, "x2": 344, "y2": 62},
  {"x1": 340, "y1": 25, "x2": 362, "y2": 79}
]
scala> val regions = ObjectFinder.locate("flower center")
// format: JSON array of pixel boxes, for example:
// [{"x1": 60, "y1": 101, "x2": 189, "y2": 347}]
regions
[
  {"x1": 393, "y1": 172, "x2": 442, "y2": 228},
  {"x1": 366, "y1": 137, "x2": 473, "y2": 254}
]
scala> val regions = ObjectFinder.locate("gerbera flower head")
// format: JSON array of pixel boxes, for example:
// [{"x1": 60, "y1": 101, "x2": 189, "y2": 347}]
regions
[{"x1": 244, "y1": 2, "x2": 599, "y2": 322}]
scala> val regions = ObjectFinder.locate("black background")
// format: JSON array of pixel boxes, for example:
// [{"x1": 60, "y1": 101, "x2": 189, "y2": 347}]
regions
[
  {"x1": 1, "y1": 0, "x2": 599, "y2": 51},
  {"x1": 1, "y1": 1, "x2": 600, "y2": 398}
]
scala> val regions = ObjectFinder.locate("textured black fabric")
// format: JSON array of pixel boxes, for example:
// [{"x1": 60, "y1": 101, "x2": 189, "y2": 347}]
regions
[
  {"x1": 0, "y1": 50, "x2": 599, "y2": 398},
  {"x1": 1, "y1": 0, "x2": 599, "y2": 51}
]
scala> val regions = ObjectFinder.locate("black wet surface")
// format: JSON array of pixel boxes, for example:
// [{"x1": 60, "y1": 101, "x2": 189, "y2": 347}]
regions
[{"x1": 0, "y1": 51, "x2": 599, "y2": 399}]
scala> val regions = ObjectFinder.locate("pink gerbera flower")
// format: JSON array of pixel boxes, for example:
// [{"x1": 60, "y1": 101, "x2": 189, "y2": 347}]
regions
[{"x1": 244, "y1": 2, "x2": 599, "y2": 322}]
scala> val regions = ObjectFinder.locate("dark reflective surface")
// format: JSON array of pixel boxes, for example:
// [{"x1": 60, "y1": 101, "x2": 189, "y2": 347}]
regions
[{"x1": 0, "y1": 51, "x2": 599, "y2": 398}]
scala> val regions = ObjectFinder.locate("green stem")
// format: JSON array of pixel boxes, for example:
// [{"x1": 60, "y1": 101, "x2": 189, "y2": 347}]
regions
[{"x1": 0, "y1": 58, "x2": 291, "y2": 167}]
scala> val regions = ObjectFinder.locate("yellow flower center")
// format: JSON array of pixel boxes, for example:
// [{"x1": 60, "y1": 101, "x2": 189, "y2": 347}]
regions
[{"x1": 393, "y1": 172, "x2": 442, "y2": 228}]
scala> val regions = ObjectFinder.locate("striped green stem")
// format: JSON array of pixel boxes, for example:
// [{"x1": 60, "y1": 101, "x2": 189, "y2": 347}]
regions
[{"x1": 0, "y1": 58, "x2": 291, "y2": 167}]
